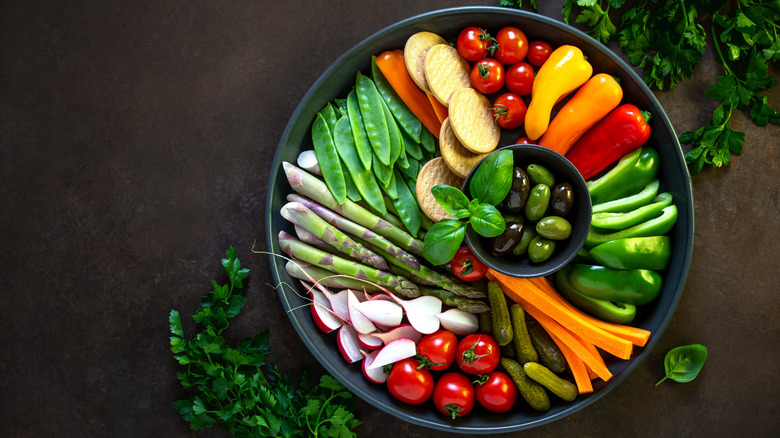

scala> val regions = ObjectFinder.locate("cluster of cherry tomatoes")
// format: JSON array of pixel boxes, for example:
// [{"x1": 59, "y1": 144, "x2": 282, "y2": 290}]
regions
[
  {"x1": 385, "y1": 330, "x2": 519, "y2": 418},
  {"x1": 456, "y1": 26, "x2": 553, "y2": 130}
]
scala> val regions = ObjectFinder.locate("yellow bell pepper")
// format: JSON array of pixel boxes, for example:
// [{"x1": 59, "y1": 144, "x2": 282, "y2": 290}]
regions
[{"x1": 524, "y1": 45, "x2": 593, "y2": 140}]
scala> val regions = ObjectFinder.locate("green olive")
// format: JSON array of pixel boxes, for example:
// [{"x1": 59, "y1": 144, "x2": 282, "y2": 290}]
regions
[
  {"x1": 536, "y1": 216, "x2": 573, "y2": 240},
  {"x1": 526, "y1": 164, "x2": 555, "y2": 187},
  {"x1": 511, "y1": 226, "x2": 538, "y2": 256},
  {"x1": 524, "y1": 184, "x2": 551, "y2": 222},
  {"x1": 528, "y1": 236, "x2": 556, "y2": 263}
]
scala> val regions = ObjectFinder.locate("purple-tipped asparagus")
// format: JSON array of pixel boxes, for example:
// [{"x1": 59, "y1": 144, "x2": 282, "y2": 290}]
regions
[{"x1": 284, "y1": 259, "x2": 382, "y2": 293}]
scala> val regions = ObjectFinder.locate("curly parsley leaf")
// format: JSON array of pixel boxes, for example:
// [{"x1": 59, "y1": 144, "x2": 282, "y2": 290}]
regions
[{"x1": 170, "y1": 246, "x2": 361, "y2": 437}]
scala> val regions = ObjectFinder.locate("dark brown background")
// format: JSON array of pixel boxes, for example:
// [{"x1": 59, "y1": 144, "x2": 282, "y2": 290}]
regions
[{"x1": 2, "y1": 1, "x2": 778, "y2": 437}]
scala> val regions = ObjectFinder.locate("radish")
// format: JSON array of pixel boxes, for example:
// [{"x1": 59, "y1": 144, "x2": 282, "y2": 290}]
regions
[
  {"x1": 336, "y1": 324, "x2": 364, "y2": 364},
  {"x1": 347, "y1": 289, "x2": 376, "y2": 334},
  {"x1": 386, "y1": 294, "x2": 442, "y2": 334},
  {"x1": 322, "y1": 288, "x2": 351, "y2": 322},
  {"x1": 297, "y1": 150, "x2": 322, "y2": 176},
  {"x1": 361, "y1": 350, "x2": 389, "y2": 384},
  {"x1": 358, "y1": 332, "x2": 384, "y2": 350},
  {"x1": 306, "y1": 285, "x2": 343, "y2": 333},
  {"x1": 354, "y1": 299, "x2": 403, "y2": 327},
  {"x1": 436, "y1": 308, "x2": 479, "y2": 336},
  {"x1": 366, "y1": 338, "x2": 417, "y2": 370},
  {"x1": 371, "y1": 324, "x2": 423, "y2": 345}
]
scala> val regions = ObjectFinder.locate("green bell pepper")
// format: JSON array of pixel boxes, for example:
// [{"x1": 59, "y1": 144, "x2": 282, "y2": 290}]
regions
[
  {"x1": 567, "y1": 264, "x2": 663, "y2": 305},
  {"x1": 591, "y1": 179, "x2": 660, "y2": 214},
  {"x1": 555, "y1": 266, "x2": 636, "y2": 324},
  {"x1": 591, "y1": 192, "x2": 673, "y2": 230},
  {"x1": 587, "y1": 147, "x2": 660, "y2": 205},
  {"x1": 585, "y1": 204, "x2": 678, "y2": 248},
  {"x1": 589, "y1": 236, "x2": 672, "y2": 270}
]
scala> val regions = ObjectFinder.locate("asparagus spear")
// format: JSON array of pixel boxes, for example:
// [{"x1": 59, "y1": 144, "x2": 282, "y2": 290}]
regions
[
  {"x1": 419, "y1": 287, "x2": 490, "y2": 314},
  {"x1": 284, "y1": 259, "x2": 382, "y2": 293},
  {"x1": 278, "y1": 231, "x2": 419, "y2": 298},
  {"x1": 283, "y1": 162, "x2": 424, "y2": 255},
  {"x1": 282, "y1": 201, "x2": 389, "y2": 271},
  {"x1": 287, "y1": 193, "x2": 420, "y2": 271}
]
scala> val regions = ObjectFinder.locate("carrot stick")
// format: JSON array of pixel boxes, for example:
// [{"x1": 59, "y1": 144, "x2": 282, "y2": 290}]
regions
[
  {"x1": 487, "y1": 269, "x2": 634, "y2": 360},
  {"x1": 529, "y1": 276, "x2": 651, "y2": 347},
  {"x1": 572, "y1": 332, "x2": 606, "y2": 380},
  {"x1": 426, "y1": 93, "x2": 448, "y2": 123},
  {"x1": 547, "y1": 330, "x2": 594, "y2": 394},
  {"x1": 375, "y1": 50, "x2": 442, "y2": 137}
]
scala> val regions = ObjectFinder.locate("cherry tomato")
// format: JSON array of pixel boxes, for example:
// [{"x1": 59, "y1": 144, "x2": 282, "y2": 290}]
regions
[
  {"x1": 417, "y1": 330, "x2": 458, "y2": 371},
  {"x1": 457, "y1": 27, "x2": 494, "y2": 62},
  {"x1": 450, "y1": 246, "x2": 488, "y2": 282},
  {"x1": 386, "y1": 357, "x2": 434, "y2": 405},
  {"x1": 494, "y1": 26, "x2": 529, "y2": 65},
  {"x1": 514, "y1": 136, "x2": 536, "y2": 145},
  {"x1": 527, "y1": 40, "x2": 553, "y2": 66},
  {"x1": 432, "y1": 372, "x2": 476, "y2": 419},
  {"x1": 470, "y1": 58, "x2": 505, "y2": 95},
  {"x1": 474, "y1": 371, "x2": 518, "y2": 413},
  {"x1": 456, "y1": 334, "x2": 500, "y2": 375},
  {"x1": 505, "y1": 62, "x2": 534, "y2": 96},
  {"x1": 492, "y1": 93, "x2": 527, "y2": 130}
]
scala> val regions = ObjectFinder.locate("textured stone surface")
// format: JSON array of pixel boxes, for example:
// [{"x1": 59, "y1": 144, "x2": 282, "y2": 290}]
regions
[{"x1": 1, "y1": 1, "x2": 778, "y2": 437}]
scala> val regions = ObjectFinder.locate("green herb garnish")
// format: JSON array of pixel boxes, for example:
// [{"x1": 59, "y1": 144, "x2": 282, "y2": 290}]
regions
[
  {"x1": 170, "y1": 246, "x2": 361, "y2": 437},
  {"x1": 655, "y1": 344, "x2": 708, "y2": 386}
]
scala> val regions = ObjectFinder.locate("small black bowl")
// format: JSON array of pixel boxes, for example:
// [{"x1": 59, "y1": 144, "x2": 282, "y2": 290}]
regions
[{"x1": 462, "y1": 144, "x2": 592, "y2": 278}]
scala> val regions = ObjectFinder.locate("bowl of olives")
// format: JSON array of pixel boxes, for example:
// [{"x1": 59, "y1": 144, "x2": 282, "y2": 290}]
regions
[{"x1": 462, "y1": 144, "x2": 591, "y2": 278}]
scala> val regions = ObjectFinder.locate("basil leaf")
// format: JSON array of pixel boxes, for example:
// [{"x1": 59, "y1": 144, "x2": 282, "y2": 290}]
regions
[
  {"x1": 655, "y1": 344, "x2": 708, "y2": 386},
  {"x1": 431, "y1": 184, "x2": 471, "y2": 218},
  {"x1": 469, "y1": 149, "x2": 514, "y2": 206},
  {"x1": 469, "y1": 203, "x2": 506, "y2": 237},
  {"x1": 422, "y1": 219, "x2": 467, "y2": 265}
]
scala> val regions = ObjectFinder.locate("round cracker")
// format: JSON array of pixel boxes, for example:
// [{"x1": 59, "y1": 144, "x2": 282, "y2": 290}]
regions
[
  {"x1": 423, "y1": 44, "x2": 472, "y2": 107},
  {"x1": 439, "y1": 117, "x2": 490, "y2": 179},
  {"x1": 416, "y1": 157, "x2": 464, "y2": 222},
  {"x1": 448, "y1": 87, "x2": 501, "y2": 154},
  {"x1": 404, "y1": 32, "x2": 446, "y2": 95}
]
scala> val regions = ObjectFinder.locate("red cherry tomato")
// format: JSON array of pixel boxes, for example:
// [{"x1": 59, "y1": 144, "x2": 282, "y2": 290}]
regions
[
  {"x1": 494, "y1": 26, "x2": 529, "y2": 65},
  {"x1": 514, "y1": 136, "x2": 536, "y2": 145},
  {"x1": 457, "y1": 27, "x2": 494, "y2": 62},
  {"x1": 432, "y1": 372, "x2": 476, "y2": 419},
  {"x1": 386, "y1": 357, "x2": 434, "y2": 405},
  {"x1": 417, "y1": 330, "x2": 459, "y2": 371},
  {"x1": 456, "y1": 334, "x2": 500, "y2": 375},
  {"x1": 450, "y1": 246, "x2": 488, "y2": 282},
  {"x1": 505, "y1": 62, "x2": 534, "y2": 96},
  {"x1": 470, "y1": 58, "x2": 505, "y2": 95},
  {"x1": 527, "y1": 40, "x2": 553, "y2": 66},
  {"x1": 492, "y1": 93, "x2": 527, "y2": 130},
  {"x1": 474, "y1": 371, "x2": 518, "y2": 413}
]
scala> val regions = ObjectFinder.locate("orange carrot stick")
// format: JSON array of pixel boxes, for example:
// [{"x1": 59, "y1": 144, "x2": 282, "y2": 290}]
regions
[
  {"x1": 548, "y1": 330, "x2": 594, "y2": 394},
  {"x1": 572, "y1": 332, "x2": 607, "y2": 380},
  {"x1": 375, "y1": 50, "x2": 442, "y2": 137},
  {"x1": 487, "y1": 269, "x2": 634, "y2": 360},
  {"x1": 427, "y1": 92, "x2": 448, "y2": 123}
]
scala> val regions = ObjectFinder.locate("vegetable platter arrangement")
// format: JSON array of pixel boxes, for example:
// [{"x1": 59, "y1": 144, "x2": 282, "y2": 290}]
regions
[{"x1": 265, "y1": 6, "x2": 694, "y2": 433}]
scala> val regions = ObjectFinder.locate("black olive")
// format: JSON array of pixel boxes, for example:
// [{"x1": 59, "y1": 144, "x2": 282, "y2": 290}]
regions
[
  {"x1": 491, "y1": 222, "x2": 525, "y2": 258},
  {"x1": 505, "y1": 167, "x2": 531, "y2": 214},
  {"x1": 551, "y1": 183, "x2": 574, "y2": 216}
]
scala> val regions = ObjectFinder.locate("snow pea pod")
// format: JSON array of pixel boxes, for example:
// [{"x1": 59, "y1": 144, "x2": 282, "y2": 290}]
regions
[
  {"x1": 590, "y1": 236, "x2": 672, "y2": 270},
  {"x1": 371, "y1": 56, "x2": 422, "y2": 143},
  {"x1": 585, "y1": 204, "x2": 678, "y2": 248},
  {"x1": 355, "y1": 71, "x2": 391, "y2": 165},
  {"x1": 379, "y1": 94, "x2": 403, "y2": 166},
  {"x1": 346, "y1": 89, "x2": 374, "y2": 170},
  {"x1": 333, "y1": 116, "x2": 386, "y2": 215},
  {"x1": 311, "y1": 111, "x2": 346, "y2": 203},
  {"x1": 555, "y1": 266, "x2": 636, "y2": 324},
  {"x1": 591, "y1": 179, "x2": 660, "y2": 214},
  {"x1": 567, "y1": 264, "x2": 663, "y2": 305},
  {"x1": 391, "y1": 168, "x2": 422, "y2": 236},
  {"x1": 591, "y1": 192, "x2": 673, "y2": 230},
  {"x1": 587, "y1": 147, "x2": 660, "y2": 204}
]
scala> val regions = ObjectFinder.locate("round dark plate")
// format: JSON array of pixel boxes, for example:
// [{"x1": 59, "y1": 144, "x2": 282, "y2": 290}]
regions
[{"x1": 265, "y1": 6, "x2": 694, "y2": 434}]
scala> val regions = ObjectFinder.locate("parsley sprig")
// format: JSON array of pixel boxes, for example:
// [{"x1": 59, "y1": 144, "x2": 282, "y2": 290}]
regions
[{"x1": 169, "y1": 246, "x2": 361, "y2": 437}]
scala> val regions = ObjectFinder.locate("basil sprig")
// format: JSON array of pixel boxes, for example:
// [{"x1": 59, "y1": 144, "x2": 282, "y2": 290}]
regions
[{"x1": 422, "y1": 149, "x2": 514, "y2": 266}]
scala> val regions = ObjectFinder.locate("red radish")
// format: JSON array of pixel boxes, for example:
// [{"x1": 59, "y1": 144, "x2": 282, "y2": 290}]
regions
[
  {"x1": 366, "y1": 338, "x2": 417, "y2": 370},
  {"x1": 322, "y1": 288, "x2": 352, "y2": 322},
  {"x1": 369, "y1": 292, "x2": 395, "y2": 302},
  {"x1": 347, "y1": 289, "x2": 377, "y2": 334},
  {"x1": 306, "y1": 285, "x2": 344, "y2": 333},
  {"x1": 358, "y1": 332, "x2": 384, "y2": 350},
  {"x1": 336, "y1": 324, "x2": 365, "y2": 364},
  {"x1": 371, "y1": 323, "x2": 423, "y2": 345},
  {"x1": 436, "y1": 308, "x2": 479, "y2": 336},
  {"x1": 354, "y1": 299, "x2": 403, "y2": 327},
  {"x1": 361, "y1": 350, "x2": 389, "y2": 384},
  {"x1": 386, "y1": 294, "x2": 442, "y2": 334}
]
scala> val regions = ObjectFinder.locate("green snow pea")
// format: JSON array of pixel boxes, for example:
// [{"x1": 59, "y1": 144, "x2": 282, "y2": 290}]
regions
[
  {"x1": 591, "y1": 192, "x2": 673, "y2": 230},
  {"x1": 355, "y1": 71, "x2": 391, "y2": 166},
  {"x1": 391, "y1": 168, "x2": 422, "y2": 236},
  {"x1": 567, "y1": 264, "x2": 663, "y2": 305},
  {"x1": 585, "y1": 204, "x2": 678, "y2": 248},
  {"x1": 587, "y1": 147, "x2": 660, "y2": 204},
  {"x1": 346, "y1": 89, "x2": 374, "y2": 170},
  {"x1": 371, "y1": 56, "x2": 422, "y2": 143},
  {"x1": 590, "y1": 236, "x2": 672, "y2": 270},
  {"x1": 591, "y1": 179, "x2": 660, "y2": 214},
  {"x1": 555, "y1": 266, "x2": 636, "y2": 324},
  {"x1": 333, "y1": 116, "x2": 386, "y2": 214},
  {"x1": 311, "y1": 111, "x2": 346, "y2": 203}
]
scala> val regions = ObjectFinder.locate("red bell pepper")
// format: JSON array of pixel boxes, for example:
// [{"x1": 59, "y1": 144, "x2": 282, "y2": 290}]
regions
[{"x1": 565, "y1": 104, "x2": 652, "y2": 180}]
